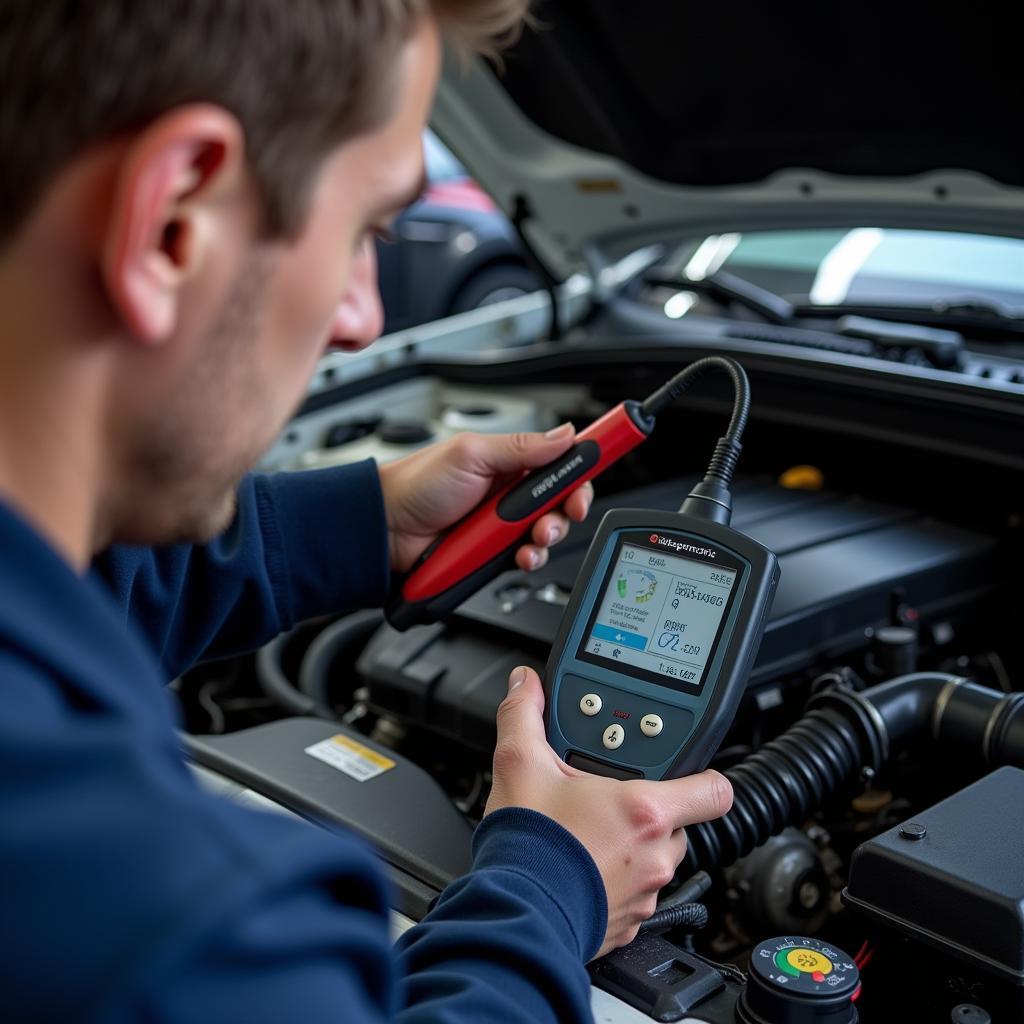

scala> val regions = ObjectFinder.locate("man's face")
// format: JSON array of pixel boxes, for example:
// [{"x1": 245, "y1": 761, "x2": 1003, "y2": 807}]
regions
[{"x1": 115, "y1": 19, "x2": 441, "y2": 545}]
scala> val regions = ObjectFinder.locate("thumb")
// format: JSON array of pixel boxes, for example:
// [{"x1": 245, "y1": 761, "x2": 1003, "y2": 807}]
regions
[
  {"x1": 470, "y1": 424, "x2": 577, "y2": 477},
  {"x1": 495, "y1": 665, "x2": 549, "y2": 749},
  {"x1": 487, "y1": 667, "x2": 554, "y2": 815}
]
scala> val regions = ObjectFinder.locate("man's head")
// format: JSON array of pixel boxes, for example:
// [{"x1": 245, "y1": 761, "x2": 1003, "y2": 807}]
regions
[{"x1": 0, "y1": 1, "x2": 527, "y2": 553}]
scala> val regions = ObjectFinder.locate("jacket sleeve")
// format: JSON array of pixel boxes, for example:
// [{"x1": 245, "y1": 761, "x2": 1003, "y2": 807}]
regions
[
  {"x1": 124, "y1": 810, "x2": 605, "y2": 1024},
  {"x1": 91, "y1": 461, "x2": 391, "y2": 678},
  {"x1": 2, "y1": 651, "x2": 604, "y2": 1024},
  {"x1": 395, "y1": 808, "x2": 607, "y2": 1024}
]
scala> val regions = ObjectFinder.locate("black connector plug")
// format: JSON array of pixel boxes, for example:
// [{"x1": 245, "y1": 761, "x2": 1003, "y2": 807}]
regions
[{"x1": 681, "y1": 436, "x2": 742, "y2": 525}]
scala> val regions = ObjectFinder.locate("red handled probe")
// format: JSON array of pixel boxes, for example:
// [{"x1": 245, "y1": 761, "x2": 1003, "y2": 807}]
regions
[{"x1": 385, "y1": 356, "x2": 750, "y2": 630}]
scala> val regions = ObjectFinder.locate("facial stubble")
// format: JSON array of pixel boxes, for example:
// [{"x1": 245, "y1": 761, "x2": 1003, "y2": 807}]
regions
[{"x1": 123, "y1": 251, "x2": 287, "y2": 545}]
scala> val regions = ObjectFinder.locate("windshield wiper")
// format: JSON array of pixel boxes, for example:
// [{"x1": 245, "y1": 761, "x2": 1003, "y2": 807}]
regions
[
  {"x1": 931, "y1": 297, "x2": 1024, "y2": 322},
  {"x1": 834, "y1": 315, "x2": 963, "y2": 369},
  {"x1": 645, "y1": 268, "x2": 796, "y2": 325},
  {"x1": 644, "y1": 268, "x2": 973, "y2": 367},
  {"x1": 645, "y1": 264, "x2": 1024, "y2": 358},
  {"x1": 795, "y1": 297, "x2": 1024, "y2": 337}
]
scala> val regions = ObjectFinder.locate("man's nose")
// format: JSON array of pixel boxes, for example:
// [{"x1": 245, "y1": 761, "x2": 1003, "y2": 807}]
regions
[{"x1": 329, "y1": 239, "x2": 385, "y2": 352}]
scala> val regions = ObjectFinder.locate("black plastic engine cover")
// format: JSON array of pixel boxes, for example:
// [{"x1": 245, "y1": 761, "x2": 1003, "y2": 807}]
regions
[
  {"x1": 360, "y1": 478, "x2": 996, "y2": 753},
  {"x1": 187, "y1": 718, "x2": 473, "y2": 919}
]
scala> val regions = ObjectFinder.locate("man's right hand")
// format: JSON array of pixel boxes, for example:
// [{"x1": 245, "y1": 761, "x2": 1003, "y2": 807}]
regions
[{"x1": 484, "y1": 666, "x2": 733, "y2": 958}]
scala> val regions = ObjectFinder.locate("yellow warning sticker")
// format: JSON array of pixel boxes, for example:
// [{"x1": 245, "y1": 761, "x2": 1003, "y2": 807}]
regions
[{"x1": 305, "y1": 734, "x2": 396, "y2": 782}]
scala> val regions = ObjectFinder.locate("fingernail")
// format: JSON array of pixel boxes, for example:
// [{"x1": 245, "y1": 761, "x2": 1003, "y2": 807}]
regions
[
  {"x1": 529, "y1": 550, "x2": 541, "y2": 568},
  {"x1": 509, "y1": 666, "x2": 527, "y2": 691},
  {"x1": 548, "y1": 525, "x2": 560, "y2": 544},
  {"x1": 545, "y1": 422, "x2": 573, "y2": 440}
]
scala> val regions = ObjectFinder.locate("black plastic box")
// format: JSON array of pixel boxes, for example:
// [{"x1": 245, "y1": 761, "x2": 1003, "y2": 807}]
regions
[{"x1": 844, "y1": 766, "x2": 1024, "y2": 1017}]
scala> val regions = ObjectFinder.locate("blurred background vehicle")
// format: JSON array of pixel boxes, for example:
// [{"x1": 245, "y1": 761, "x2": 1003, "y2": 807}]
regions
[{"x1": 376, "y1": 130, "x2": 542, "y2": 333}]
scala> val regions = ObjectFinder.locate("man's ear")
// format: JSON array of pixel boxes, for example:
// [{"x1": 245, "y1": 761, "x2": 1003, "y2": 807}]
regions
[{"x1": 101, "y1": 105, "x2": 247, "y2": 344}]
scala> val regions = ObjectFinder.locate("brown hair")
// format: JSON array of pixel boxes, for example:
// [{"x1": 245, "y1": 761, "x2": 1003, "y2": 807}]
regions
[{"x1": 0, "y1": 0, "x2": 529, "y2": 243}]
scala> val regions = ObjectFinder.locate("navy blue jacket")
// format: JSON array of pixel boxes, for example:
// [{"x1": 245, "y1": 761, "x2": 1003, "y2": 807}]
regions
[{"x1": 0, "y1": 462, "x2": 606, "y2": 1023}]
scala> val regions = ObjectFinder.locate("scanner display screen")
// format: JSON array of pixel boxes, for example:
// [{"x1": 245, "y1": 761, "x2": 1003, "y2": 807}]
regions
[{"x1": 578, "y1": 542, "x2": 738, "y2": 692}]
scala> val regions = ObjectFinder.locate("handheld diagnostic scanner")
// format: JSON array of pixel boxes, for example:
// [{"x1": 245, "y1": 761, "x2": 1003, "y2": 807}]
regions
[{"x1": 540, "y1": 360, "x2": 779, "y2": 779}]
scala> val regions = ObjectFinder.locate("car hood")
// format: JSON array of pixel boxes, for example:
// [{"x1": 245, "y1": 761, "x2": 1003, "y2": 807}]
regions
[{"x1": 431, "y1": 1, "x2": 1024, "y2": 280}]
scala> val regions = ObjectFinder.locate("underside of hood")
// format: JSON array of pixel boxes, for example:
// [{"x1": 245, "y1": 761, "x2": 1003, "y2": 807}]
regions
[{"x1": 431, "y1": 1, "x2": 1024, "y2": 279}]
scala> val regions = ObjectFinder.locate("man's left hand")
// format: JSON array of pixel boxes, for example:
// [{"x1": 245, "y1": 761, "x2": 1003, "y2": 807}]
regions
[{"x1": 378, "y1": 424, "x2": 595, "y2": 574}]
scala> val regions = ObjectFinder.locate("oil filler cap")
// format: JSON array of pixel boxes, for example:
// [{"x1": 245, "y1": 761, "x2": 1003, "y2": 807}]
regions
[
  {"x1": 951, "y1": 1005, "x2": 991, "y2": 1024},
  {"x1": 737, "y1": 936, "x2": 860, "y2": 1023}
]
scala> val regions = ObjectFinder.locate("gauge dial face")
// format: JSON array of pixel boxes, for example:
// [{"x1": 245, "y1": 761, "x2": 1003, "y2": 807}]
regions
[
  {"x1": 750, "y1": 936, "x2": 860, "y2": 998},
  {"x1": 615, "y1": 568, "x2": 658, "y2": 604}
]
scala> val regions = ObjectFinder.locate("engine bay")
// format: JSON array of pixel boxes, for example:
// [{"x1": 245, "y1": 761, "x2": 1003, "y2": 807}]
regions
[{"x1": 184, "y1": 329, "x2": 1024, "y2": 1023}]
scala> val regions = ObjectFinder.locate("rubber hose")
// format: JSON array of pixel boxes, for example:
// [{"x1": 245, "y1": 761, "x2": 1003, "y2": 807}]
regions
[
  {"x1": 298, "y1": 610, "x2": 384, "y2": 707},
  {"x1": 686, "y1": 672, "x2": 1024, "y2": 872},
  {"x1": 255, "y1": 632, "x2": 335, "y2": 720}
]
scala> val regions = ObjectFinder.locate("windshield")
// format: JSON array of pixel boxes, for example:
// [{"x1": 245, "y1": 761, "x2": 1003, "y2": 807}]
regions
[{"x1": 660, "y1": 229, "x2": 1024, "y2": 314}]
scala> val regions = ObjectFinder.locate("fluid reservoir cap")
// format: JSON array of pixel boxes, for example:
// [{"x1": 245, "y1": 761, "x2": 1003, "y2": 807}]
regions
[
  {"x1": 737, "y1": 936, "x2": 859, "y2": 1024},
  {"x1": 378, "y1": 420, "x2": 435, "y2": 446},
  {"x1": 874, "y1": 625, "x2": 918, "y2": 647},
  {"x1": 951, "y1": 1006, "x2": 991, "y2": 1024}
]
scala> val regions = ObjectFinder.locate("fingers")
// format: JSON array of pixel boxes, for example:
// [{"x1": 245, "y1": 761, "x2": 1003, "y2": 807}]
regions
[
  {"x1": 656, "y1": 770, "x2": 734, "y2": 830},
  {"x1": 564, "y1": 481, "x2": 594, "y2": 523},
  {"x1": 515, "y1": 544, "x2": 549, "y2": 572},
  {"x1": 458, "y1": 425, "x2": 577, "y2": 477},
  {"x1": 519, "y1": 481, "x2": 595, "y2": 571},
  {"x1": 669, "y1": 826, "x2": 689, "y2": 863},
  {"x1": 531, "y1": 510, "x2": 571, "y2": 549},
  {"x1": 534, "y1": 485, "x2": 594, "y2": 537}
]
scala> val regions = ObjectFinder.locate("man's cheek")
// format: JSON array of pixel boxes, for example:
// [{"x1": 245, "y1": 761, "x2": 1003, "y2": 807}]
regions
[{"x1": 265, "y1": 264, "x2": 352, "y2": 365}]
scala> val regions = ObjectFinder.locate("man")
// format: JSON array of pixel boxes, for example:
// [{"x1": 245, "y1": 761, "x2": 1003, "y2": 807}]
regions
[{"x1": 0, "y1": 3, "x2": 732, "y2": 1021}]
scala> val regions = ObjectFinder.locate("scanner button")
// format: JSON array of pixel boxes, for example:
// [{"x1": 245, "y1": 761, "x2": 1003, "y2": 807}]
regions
[
  {"x1": 640, "y1": 714, "x2": 664, "y2": 737},
  {"x1": 602, "y1": 724, "x2": 625, "y2": 750},
  {"x1": 580, "y1": 694, "x2": 603, "y2": 717}
]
